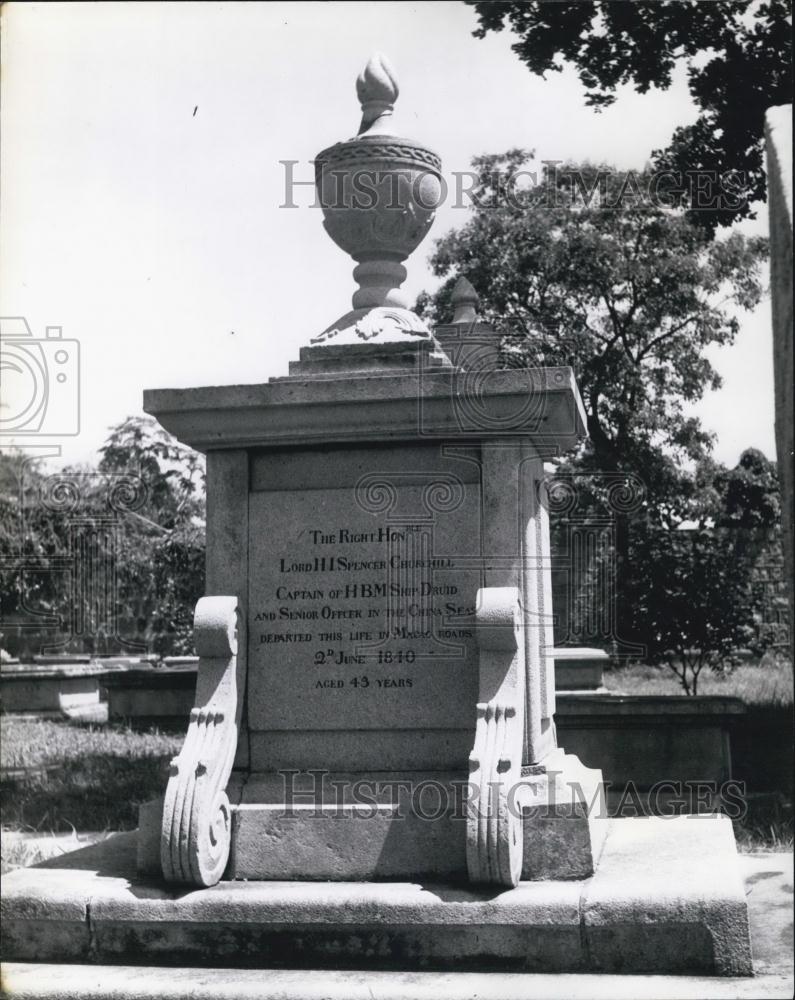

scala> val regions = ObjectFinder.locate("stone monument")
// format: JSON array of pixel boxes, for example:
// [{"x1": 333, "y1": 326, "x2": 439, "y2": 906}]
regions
[
  {"x1": 143, "y1": 50, "x2": 604, "y2": 890},
  {"x1": 2, "y1": 54, "x2": 754, "y2": 977}
]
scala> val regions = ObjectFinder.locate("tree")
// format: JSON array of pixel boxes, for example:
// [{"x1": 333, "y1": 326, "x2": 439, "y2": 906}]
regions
[
  {"x1": 465, "y1": 0, "x2": 792, "y2": 230},
  {"x1": 96, "y1": 416, "x2": 206, "y2": 655},
  {"x1": 0, "y1": 451, "x2": 67, "y2": 653},
  {"x1": 0, "y1": 417, "x2": 205, "y2": 658},
  {"x1": 417, "y1": 153, "x2": 769, "y2": 653},
  {"x1": 628, "y1": 449, "x2": 781, "y2": 694},
  {"x1": 419, "y1": 154, "x2": 767, "y2": 476}
]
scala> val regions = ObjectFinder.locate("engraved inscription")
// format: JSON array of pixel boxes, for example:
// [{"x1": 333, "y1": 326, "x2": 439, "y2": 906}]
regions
[{"x1": 247, "y1": 484, "x2": 482, "y2": 732}]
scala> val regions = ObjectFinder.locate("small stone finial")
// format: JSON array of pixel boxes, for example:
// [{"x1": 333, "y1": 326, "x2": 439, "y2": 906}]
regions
[
  {"x1": 451, "y1": 276, "x2": 479, "y2": 324},
  {"x1": 356, "y1": 52, "x2": 399, "y2": 135}
]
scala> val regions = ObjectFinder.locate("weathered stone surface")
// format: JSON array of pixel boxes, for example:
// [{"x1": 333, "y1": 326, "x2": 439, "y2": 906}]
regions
[
  {"x1": 103, "y1": 668, "x2": 196, "y2": 723},
  {"x1": 519, "y1": 752, "x2": 608, "y2": 880},
  {"x1": 2, "y1": 818, "x2": 753, "y2": 975},
  {"x1": 312, "y1": 54, "x2": 443, "y2": 346},
  {"x1": 553, "y1": 647, "x2": 608, "y2": 691},
  {"x1": 230, "y1": 803, "x2": 465, "y2": 881},
  {"x1": 142, "y1": 366, "x2": 587, "y2": 455},
  {"x1": 583, "y1": 815, "x2": 753, "y2": 976},
  {"x1": 556, "y1": 694, "x2": 744, "y2": 790},
  {"x1": 247, "y1": 730, "x2": 472, "y2": 773},
  {"x1": 289, "y1": 337, "x2": 452, "y2": 377},
  {"x1": 139, "y1": 764, "x2": 605, "y2": 884},
  {"x1": 227, "y1": 769, "x2": 471, "y2": 882},
  {"x1": 1, "y1": 866, "x2": 98, "y2": 963},
  {"x1": 0, "y1": 674, "x2": 101, "y2": 714},
  {"x1": 246, "y1": 447, "x2": 482, "y2": 745},
  {"x1": 0, "y1": 962, "x2": 791, "y2": 1000}
]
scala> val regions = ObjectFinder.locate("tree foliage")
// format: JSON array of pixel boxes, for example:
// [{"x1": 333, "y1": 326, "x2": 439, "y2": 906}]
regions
[
  {"x1": 0, "y1": 417, "x2": 205, "y2": 658},
  {"x1": 465, "y1": 0, "x2": 792, "y2": 230},
  {"x1": 419, "y1": 154, "x2": 768, "y2": 478},
  {"x1": 418, "y1": 154, "x2": 775, "y2": 680},
  {"x1": 628, "y1": 449, "x2": 782, "y2": 693}
]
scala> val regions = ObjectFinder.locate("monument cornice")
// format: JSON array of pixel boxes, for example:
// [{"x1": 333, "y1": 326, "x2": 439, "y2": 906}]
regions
[{"x1": 143, "y1": 365, "x2": 587, "y2": 455}]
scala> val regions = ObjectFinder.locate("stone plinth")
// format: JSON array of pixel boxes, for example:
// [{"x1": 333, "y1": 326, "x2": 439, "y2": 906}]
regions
[
  {"x1": 556, "y1": 694, "x2": 744, "y2": 799},
  {"x1": 136, "y1": 752, "x2": 606, "y2": 883},
  {"x1": 1, "y1": 660, "x2": 153, "y2": 712},
  {"x1": 143, "y1": 356, "x2": 590, "y2": 890},
  {"x1": 0, "y1": 661, "x2": 126, "y2": 715},
  {"x1": 0, "y1": 816, "x2": 752, "y2": 976},
  {"x1": 553, "y1": 647, "x2": 608, "y2": 691},
  {"x1": 103, "y1": 665, "x2": 198, "y2": 725},
  {"x1": 0, "y1": 670, "x2": 101, "y2": 715}
]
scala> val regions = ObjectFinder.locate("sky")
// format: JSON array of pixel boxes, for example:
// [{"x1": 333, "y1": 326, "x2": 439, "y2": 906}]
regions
[{"x1": 1, "y1": 1, "x2": 777, "y2": 470}]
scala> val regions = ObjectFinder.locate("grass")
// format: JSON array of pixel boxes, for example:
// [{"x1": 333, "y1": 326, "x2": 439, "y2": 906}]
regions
[
  {"x1": 733, "y1": 790, "x2": 794, "y2": 853},
  {"x1": 1, "y1": 837, "x2": 51, "y2": 875},
  {"x1": 603, "y1": 658, "x2": 794, "y2": 707},
  {"x1": 0, "y1": 716, "x2": 183, "y2": 836},
  {"x1": 0, "y1": 830, "x2": 116, "y2": 875},
  {"x1": 735, "y1": 819, "x2": 795, "y2": 853},
  {"x1": 1, "y1": 658, "x2": 792, "y2": 865},
  {"x1": 1, "y1": 716, "x2": 182, "y2": 770}
]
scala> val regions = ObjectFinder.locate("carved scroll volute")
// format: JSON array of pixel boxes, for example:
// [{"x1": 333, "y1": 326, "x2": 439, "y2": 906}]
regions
[
  {"x1": 161, "y1": 596, "x2": 242, "y2": 887},
  {"x1": 467, "y1": 586, "x2": 525, "y2": 887}
]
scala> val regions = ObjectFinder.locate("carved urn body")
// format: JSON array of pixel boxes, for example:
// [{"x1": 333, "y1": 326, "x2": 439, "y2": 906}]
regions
[{"x1": 313, "y1": 53, "x2": 443, "y2": 342}]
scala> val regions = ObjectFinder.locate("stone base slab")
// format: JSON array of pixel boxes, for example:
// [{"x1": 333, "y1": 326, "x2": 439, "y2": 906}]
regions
[
  {"x1": 519, "y1": 753, "x2": 608, "y2": 880},
  {"x1": 4, "y1": 963, "x2": 790, "y2": 1000},
  {"x1": 138, "y1": 756, "x2": 606, "y2": 882},
  {"x1": 1, "y1": 816, "x2": 752, "y2": 976}
]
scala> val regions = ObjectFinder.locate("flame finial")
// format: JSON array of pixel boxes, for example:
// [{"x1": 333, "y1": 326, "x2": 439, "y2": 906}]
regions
[
  {"x1": 356, "y1": 52, "x2": 399, "y2": 135},
  {"x1": 310, "y1": 52, "x2": 443, "y2": 351}
]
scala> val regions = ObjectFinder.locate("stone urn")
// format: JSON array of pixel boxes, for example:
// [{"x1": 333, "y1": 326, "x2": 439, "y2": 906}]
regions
[{"x1": 313, "y1": 53, "x2": 443, "y2": 343}]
